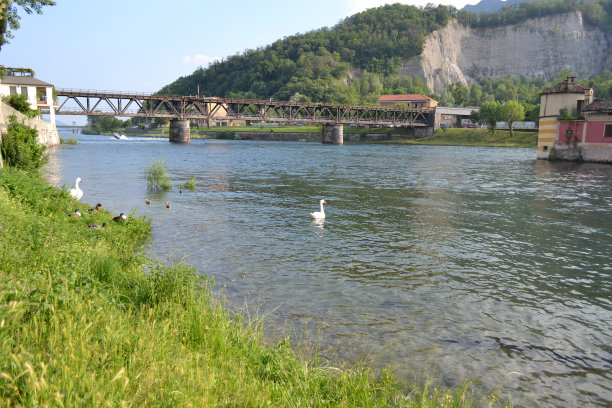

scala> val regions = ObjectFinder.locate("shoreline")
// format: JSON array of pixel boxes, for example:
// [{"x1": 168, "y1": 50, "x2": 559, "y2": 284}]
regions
[
  {"x1": 85, "y1": 127, "x2": 537, "y2": 148},
  {"x1": 0, "y1": 167, "x2": 482, "y2": 407}
]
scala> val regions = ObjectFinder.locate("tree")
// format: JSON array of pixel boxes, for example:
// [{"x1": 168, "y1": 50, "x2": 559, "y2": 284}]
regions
[
  {"x1": 0, "y1": 0, "x2": 56, "y2": 50},
  {"x1": 154, "y1": 117, "x2": 170, "y2": 126},
  {"x1": 479, "y1": 101, "x2": 502, "y2": 134},
  {"x1": 500, "y1": 100, "x2": 525, "y2": 137}
]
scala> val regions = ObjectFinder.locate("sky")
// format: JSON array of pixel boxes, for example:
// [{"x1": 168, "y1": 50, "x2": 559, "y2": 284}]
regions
[{"x1": 1, "y1": 0, "x2": 478, "y2": 94}]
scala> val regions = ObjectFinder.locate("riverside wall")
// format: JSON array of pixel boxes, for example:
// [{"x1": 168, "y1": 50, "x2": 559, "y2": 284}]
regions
[
  {"x1": 0, "y1": 101, "x2": 60, "y2": 150},
  {"x1": 198, "y1": 129, "x2": 427, "y2": 142}
]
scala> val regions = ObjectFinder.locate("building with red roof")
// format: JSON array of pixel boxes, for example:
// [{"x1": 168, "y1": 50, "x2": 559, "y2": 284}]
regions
[{"x1": 538, "y1": 75, "x2": 612, "y2": 163}]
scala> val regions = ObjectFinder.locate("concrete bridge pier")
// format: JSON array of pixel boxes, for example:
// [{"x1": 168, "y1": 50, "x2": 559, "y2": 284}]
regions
[
  {"x1": 169, "y1": 119, "x2": 191, "y2": 143},
  {"x1": 321, "y1": 124, "x2": 343, "y2": 144}
]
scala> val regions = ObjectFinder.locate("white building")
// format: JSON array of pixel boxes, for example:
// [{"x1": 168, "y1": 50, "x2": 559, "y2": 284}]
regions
[{"x1": 0, "y1": 69, "x2": 56, "y2": 125}]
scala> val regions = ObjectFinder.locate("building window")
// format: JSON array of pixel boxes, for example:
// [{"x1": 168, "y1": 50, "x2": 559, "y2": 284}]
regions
[
  {"x1": 21, "y1": 87, "x2": 28, "y2": 97},
  {"x1": 36, "y1": 87, "x2": 47, "y2": 104},
  {"x1": 9, "y1": 86, "x2": 17, "y2": 95},
  {"x1": 605, "y1": 124, "x2": 612, "y2": 139}
]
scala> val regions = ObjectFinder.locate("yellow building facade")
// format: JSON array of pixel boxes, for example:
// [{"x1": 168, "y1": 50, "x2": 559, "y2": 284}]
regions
[{"x1": 537, "y1": 75, "x2": 594, "y2": 159}]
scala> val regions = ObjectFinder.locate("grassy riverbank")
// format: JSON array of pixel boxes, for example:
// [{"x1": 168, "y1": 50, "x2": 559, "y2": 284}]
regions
[
  {"x1": 395, "y1": 128, "x2": 538, "y2": 148},
  {"x1": 0, "y1": 168, "x2": 484, "y2": 406}
]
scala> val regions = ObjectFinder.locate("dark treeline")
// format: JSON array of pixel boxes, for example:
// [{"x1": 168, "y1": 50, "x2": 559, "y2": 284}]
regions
[{"x1": 159, "y1": 1, "x2": 612, "y2": 109}]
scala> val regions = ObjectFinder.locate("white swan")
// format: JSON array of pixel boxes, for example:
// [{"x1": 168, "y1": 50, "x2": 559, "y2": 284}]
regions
[
  {"x1": 69, "y1": 177, "x2": 83, "y2": 201},
  {"x1": 310, "y1": 199, "x2": 326, "y2": 219}
]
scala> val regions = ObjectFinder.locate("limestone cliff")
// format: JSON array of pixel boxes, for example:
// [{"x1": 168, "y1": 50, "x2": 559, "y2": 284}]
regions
[{"x1": 401, "y1": 11, "x2": 612, "y2": 95}]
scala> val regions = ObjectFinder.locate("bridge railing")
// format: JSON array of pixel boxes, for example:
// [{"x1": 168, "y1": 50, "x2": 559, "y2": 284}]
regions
[{"x1": 56, "y1": 88, "x2": 155, "y2": 97}]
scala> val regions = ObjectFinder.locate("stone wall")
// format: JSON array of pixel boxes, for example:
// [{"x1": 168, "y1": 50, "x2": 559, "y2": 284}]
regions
[
  {"x1": 199, "y1": 129, "x2": 427, "y2": 143},
  {"x1": 401, "y1": 12, "x2": 612, "y2": 95},
  {"x1": 549, "y1": 142, "x2": 612, "y2": 164},
  {"x1": 0, "y1": 101, "x2": 60, "y2": 147}
]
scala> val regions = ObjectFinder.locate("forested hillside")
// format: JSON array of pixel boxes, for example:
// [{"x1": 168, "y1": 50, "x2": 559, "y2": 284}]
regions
[{"x1": 159, "y1": 0, "x2": 612, "y2": 108}]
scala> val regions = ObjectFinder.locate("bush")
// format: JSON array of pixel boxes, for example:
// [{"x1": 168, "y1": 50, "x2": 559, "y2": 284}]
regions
[
  {"x1": 59, "y1": 137, "x2": 78, "y2": 145},
  {"x1": 179, "y1": 176, "x2": 196, "y2": 191},
  {"x1": 0, "y1": 115, "x2": 48, "y2": 171},
  {"x1": 1, "y1": 94, "x2": 40, "y2": 118},
  {"x1": 145, "y1": 157, "x2": 172, "y2": 191}
]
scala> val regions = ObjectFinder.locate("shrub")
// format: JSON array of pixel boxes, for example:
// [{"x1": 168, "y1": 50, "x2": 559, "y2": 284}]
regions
[
  {"x1": 1, "y1": 94, "x2": 40, "y2": 118},
  {"x1": 0, "y1": 115, "x2": 48, "y2": 171},
  {"x1": 180, "y1": 176, "x2": 196, "y2": 191},
  {"x1": 59, "y1": 137, "x2": 78, "y2": 145},
  {"x1": 145, "y1": 157, "x2": 172, "y2": 191}
]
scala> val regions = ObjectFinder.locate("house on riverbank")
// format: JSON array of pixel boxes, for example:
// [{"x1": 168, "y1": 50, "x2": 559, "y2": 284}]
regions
[
  {"x1": 537, "y1": 75, "x2": 612, "y2": 163},
  {"x1": 0, "y1": 67, "x2": 60, "y2": 150}
]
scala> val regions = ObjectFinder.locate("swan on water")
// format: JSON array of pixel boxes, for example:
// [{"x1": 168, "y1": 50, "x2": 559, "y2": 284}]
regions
[
  {"x1": 310, "y1": 199, "x2": 326, "y2": 219},
  {"x1": 69, "y1": 178, "x2": 83, "y2": 201}
]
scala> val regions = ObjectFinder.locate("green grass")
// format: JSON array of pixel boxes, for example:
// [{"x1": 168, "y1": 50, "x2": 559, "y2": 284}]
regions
[
  {"x1": 0, "y1": 168, "x2": 505, "y2": 407},
  {"x1": 398, "y1": 128, "x2": 537, "y2": 148}
]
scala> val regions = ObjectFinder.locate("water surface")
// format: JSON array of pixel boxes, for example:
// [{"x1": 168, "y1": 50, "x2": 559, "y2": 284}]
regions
[{"x1": 47, "y1": 132, "x2": 612, "y2": 407}]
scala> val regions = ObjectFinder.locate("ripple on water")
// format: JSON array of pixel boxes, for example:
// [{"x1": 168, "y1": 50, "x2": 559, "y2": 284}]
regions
[{"x1": 47, "y1": 137, "x2": 612, "y2": 407}]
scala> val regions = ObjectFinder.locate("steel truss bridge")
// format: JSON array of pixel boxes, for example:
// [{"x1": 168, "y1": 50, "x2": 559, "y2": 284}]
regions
[{"x1": 51, "y1": 89, "x2": 435, "y2": 127}]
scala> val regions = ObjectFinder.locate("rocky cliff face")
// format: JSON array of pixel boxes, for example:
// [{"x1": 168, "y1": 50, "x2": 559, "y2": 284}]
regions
[{"x1": 401, "y1": 11, "x2": 611, "y2": 95}]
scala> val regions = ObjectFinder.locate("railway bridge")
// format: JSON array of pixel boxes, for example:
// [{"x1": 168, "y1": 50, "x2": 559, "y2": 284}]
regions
[{"x1": 51, "y1": 89, "x2": 437, "y2": 144}]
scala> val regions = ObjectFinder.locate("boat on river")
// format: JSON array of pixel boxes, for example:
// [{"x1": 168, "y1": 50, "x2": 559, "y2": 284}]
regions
[{"x1": 113, "y1": 132, "x2": 128, "y2": 140}]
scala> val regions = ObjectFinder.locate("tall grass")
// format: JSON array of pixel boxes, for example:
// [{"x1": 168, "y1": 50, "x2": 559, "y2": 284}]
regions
[{"x1": 0, "y1": 168, "x2": 493, "y2": 407}]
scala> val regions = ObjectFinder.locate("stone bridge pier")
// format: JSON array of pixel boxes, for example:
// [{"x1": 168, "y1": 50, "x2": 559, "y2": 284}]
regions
[
  {"x1": 169, "y1": 119, "x2": 191, "y2": 143},
  {"x1": 321, "y1": 124, "x2": 343, "y2": 144}
]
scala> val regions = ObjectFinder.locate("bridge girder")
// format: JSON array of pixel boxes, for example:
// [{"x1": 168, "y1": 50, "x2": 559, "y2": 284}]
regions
[{"x1": 52, "y1": 90, "x2": 435, "y2": 127}]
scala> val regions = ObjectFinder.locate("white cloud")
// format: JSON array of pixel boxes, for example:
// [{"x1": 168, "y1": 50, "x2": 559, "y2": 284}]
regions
[{"x1": 182, "y1": 54, "x2": 221, "y2": 67}]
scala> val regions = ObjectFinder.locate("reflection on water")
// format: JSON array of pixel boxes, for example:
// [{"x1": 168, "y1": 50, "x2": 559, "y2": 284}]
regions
[{"x1": 45, "y1": 134, "x2": 612, "y2": 407}]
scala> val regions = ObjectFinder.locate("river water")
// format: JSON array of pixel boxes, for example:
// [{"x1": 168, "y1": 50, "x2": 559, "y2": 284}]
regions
[{"x1": 47, "y1": 132, "x2": 611, "y2": 407}]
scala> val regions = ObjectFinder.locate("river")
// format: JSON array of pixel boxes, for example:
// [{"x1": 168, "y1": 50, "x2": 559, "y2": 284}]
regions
[{"x1": 46, "y1": 132, "x2": 612, "y2": 407}]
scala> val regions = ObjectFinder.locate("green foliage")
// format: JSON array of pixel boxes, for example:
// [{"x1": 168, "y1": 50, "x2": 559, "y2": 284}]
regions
[
  {"x1": 145, "y1": 157, "x2": 172, "y2": 191},
  {"x1": 479, "y1": 101, "x2": 503, "y2": 134},
  {"x1": 179, "y1": 176, "x2": 196, "y2": 192},
  {"x1": 457, "y1": 0, "x2": 612, "y2": 32},
  {"x1": 82, "y1": 115, "x2": 131, "y2": 134},
  {"x1": 59, "y1": 136, "x2": 78, "y2": 144},
  {"x1": 0, "y1": 166, "x2": 483, "y2": 408},
  {"x1": 500, "y1": 100, "x2": 525, "y2": 137},
  {"x1": 154, "y1": 117, "x2": 170, "y2": 126},
  {"x1": 1, "y1": 93, "x2": 40, "y2": 118},
  {"x1": 0, "y1": 0, "x2": 56, "y2": 49},
  {"x1": 0, "y1": 115, "x2": 47, "y2": 170},
  {"x1": 159, "y1": 3, "x2": 452, "y2": 103}
]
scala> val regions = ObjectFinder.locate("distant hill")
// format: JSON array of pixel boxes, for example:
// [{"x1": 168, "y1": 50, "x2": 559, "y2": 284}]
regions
[
  {"x1": 159, "y1": 0, "x2": 612, "y2": 105},
  {"x1": 463, "y1": 0, "x2": 531, "y2": 14}
]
